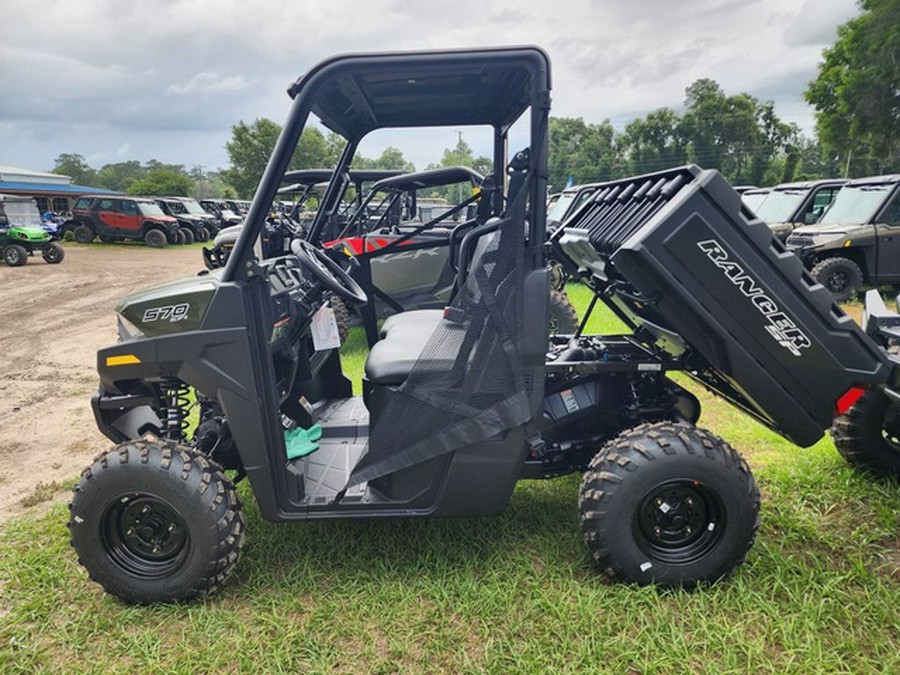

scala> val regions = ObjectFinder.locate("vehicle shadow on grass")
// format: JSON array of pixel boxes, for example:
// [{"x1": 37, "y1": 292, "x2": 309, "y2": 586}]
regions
[{"x1": 232, "y1": 475, "x2": 595, "y2": 590}]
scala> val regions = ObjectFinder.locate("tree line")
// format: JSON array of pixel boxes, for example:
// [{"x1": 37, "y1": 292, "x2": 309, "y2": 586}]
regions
[
  {"x1": 49, "y1": 1, "x2": 897, "y2": 198},
  {"x1": 50, "y1": 154, "x2": 232, "y2": 200},
  {"x1": 214, "y1": 77, "x2": 822, "y2": 199}
]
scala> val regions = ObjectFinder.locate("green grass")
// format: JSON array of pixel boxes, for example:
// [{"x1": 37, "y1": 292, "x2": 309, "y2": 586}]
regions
[{"x1": 1, "y1": 285, "x2": 898, "y2": 673}]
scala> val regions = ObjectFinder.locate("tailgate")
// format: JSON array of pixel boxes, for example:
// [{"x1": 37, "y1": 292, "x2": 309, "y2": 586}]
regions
[{"x1": 555, "y1": 166, "x2": 892, "y2": 447}]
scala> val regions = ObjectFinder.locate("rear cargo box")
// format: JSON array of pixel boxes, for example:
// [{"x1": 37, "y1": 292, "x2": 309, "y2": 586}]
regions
[{"x1": 556, "y1": 166, "x2": 892, "y2": 446}]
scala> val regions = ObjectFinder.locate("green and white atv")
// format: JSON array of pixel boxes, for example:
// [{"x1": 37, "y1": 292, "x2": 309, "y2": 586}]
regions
[{"x1": 0, "y1": 204, "x2": 65, "y2": 267}]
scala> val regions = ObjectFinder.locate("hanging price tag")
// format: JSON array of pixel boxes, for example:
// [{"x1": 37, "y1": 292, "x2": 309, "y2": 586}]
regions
[{"x1": 311, "y1": 305, "x2": 341, "y2": 351}]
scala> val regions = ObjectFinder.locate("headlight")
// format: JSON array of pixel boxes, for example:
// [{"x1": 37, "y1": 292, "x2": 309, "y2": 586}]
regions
[
  {"x1": 810, "y1": 232, "x2": 847, "y2": 246},
  {"x1": 117, "y1": 314, "x2": 144, "y2": 340}
]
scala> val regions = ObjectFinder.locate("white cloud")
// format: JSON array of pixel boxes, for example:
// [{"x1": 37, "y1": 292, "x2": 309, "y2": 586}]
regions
[
  {"x1": 0, "y1": 0, "x2": 861, "y2": 172},
  {"x1": 166, "y1": 72, "x2": 255, "y2": 96}
]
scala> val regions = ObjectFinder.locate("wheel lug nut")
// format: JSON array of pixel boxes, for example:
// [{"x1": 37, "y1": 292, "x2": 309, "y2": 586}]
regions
[
  {"x1": 655, "y1": 498, "x2": 662, "y2": 506},
  {"x1": 686, "y1": 498, "x2": 693, "y2": 507},
  {"x1": 152, "y1": 546, "x2": 160, "y2": 553},
  {"x1": 142, "y1": 506, "x2": 151, "y2": 514},
  {"x1": 685, "y1": 526, "x2": 692, "y2": 535},
  {"x1": 653, "y1": 527, "x2": 661, "y2": 535},
  {"x1": 126, "y1": 528, "x2": 134, "y2": 536},
  {"x1": 167, "y1": 524, "x2": 176, "y2": 532}
]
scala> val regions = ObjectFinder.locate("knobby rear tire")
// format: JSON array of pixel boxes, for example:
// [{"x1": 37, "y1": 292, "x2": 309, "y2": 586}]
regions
[
  {"x1": 831, "y1": 388, "x2": 900, "y2": 477},
  {"x1": 579, "y1": 422, "x2": 760, "y2": 588}
]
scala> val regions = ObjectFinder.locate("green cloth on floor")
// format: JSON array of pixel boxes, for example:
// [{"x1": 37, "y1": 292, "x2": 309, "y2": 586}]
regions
[{"x1": 284, "y1": 424, "x2": 323, "y2": 460}]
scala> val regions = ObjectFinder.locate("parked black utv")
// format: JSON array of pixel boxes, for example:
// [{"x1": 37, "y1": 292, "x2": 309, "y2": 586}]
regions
[
  {"x1": 155, "y1": 197, "x2": 219, "y2": 243},
  {"x1": 70, "y1": 47, "x2": 899, "y2": 605},
  {"x1": 786, "y1": 174, "x2": 900, "y2": 301}
]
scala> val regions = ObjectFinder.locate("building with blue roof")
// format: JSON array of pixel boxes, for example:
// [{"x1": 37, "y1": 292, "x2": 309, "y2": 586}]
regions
[{"x1": 0, "y1": 165, "x2": 111, "y2": 215}]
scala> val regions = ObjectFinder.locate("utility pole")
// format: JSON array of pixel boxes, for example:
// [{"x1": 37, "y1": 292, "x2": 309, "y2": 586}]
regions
[
  {"x1": 456, "y1": 130, "x2": 464, "y2": 205},
  {"x1": 198, "y1": 164, "x2": 206, "y2": 199}
]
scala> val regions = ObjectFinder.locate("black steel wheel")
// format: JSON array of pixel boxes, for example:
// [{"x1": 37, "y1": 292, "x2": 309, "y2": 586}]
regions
[
  {"x1": 69, "y1": 440, "x2": 244, "y2": 603},
  {"x1": 579, "y1": 422, "x2": 760, "y2": 588},
  {"x1": 3, "y1": 244, "x2": 28, "y2": 267},
  {"x1": 832, "y1": 388, "x2": 900, "y2": 477},
  {"x1": 73, "y1": 225, "x2": 95, "y2": 244},
  {"x1": 196, "y1": 226, "x2": 210, "y2": 242},
  {"x1": 811, "y1": 256, "x2": 862, "y2": 302},
  {"x1": 634, "y1": 480, "x2": 725, "y2": 565},
  {"x1": 101, "y1": 494, "x2": 190, "y2": 579},
  {"x1": 42, "y1": 242, "x2": 65, "y2": 264},
  {"x1": 144, "y1": 229, "x2": 167, "y2": 248}
]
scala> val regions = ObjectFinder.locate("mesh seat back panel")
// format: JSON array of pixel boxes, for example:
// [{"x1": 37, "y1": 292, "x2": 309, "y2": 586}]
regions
[{"x1": 347, "y1": 199, "x2": 530, "y2": 487}]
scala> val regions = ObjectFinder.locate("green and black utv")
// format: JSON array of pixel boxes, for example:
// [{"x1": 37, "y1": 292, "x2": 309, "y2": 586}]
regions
[
  {"x1": 70, "y1": 48, "x2": 899, "y2": 604},
  {"x1": 0, "y1": 194, "x2": 65, "y2": 266}
]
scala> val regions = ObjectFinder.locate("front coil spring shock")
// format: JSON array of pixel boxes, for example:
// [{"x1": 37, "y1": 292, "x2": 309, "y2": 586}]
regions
[{"x1": 160, "y1": 378, "x2": 191, "y2": 441}]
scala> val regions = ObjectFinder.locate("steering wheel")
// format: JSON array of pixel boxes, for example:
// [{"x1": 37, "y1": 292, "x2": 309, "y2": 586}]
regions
[{"x1": 290, "y1": 239, "x2": 368, "y2": 306}]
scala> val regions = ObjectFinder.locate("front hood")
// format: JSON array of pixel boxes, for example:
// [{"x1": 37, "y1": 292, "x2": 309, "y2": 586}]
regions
[
  {"x1": 116, "y1": 271, "x2": 222, "y2": 337},
  {"x1": 8, "y1": 225, "x2": 50, "y2": 241},
  {"x1": 792, "y1": 222, "x2": 870, "y2": 238},
  {"x1": 787, "y1": 222, "x2": 874, "y2": 250},
  {"x1": 768, "y1": 221, "x2": 793, "y2": 236},
  {"x1": 214, "y1": 224, "x2": 243, "y2": 247},
  {"x1": 147, "y1": 215, "x2": 179, "y2": 227}
]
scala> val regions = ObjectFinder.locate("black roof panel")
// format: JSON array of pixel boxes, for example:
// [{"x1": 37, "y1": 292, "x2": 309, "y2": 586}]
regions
[{"x1": 289, "y1": 46, "x2": 550, "y2": 140}]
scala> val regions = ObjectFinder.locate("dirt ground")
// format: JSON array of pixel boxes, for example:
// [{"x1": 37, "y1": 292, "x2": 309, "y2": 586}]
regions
[{"x1": 0, "y1": 244, "x2": 203, "y2": 524}]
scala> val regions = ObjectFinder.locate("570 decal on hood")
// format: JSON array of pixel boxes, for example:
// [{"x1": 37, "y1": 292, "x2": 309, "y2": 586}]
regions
[
  {"x1": 697, "y1": 240, "x2": 811, "y2": 357},
  {"x1": 142, "y1": 303, "x2": 189, "y2": 323}
]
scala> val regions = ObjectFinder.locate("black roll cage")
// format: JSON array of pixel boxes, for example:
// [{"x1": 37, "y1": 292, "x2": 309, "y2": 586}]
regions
[{"x1": 223, "y1": 46, "x2": 551, "y2": 283}]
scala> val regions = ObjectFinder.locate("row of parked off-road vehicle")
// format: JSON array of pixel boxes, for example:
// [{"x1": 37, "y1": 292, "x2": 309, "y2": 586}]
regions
[
  {"x1": 734, "y1": 175, "x2": 900, "y2": 302},
  {"x1": 61, "y1": 195, "x2": 242, "y2": 247}
]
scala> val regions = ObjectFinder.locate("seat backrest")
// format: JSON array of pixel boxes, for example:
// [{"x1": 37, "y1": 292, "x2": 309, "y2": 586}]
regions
[{"x1": 454, "y1": 218, "x2": 501, "y2": 294}]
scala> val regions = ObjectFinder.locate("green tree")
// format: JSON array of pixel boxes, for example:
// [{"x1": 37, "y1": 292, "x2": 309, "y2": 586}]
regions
[
  {"x1": 420, "y1": 139, "x2": 490, "y2": 203},
  {"x1": 548, "y1": 117, "x2": 621, "y2": 191},
  {"x1": 127, "y1": 169, "x2": 194, "y2": 196},
  {"x1": 292, "y1": 127, "x2": 333, "y2": 171},
  {"x1": 432, "y1": 139, "x2": 490, "y2": 176},
  {"x1": 679, "y1": 79, "x2": 797, "y2": 184},
  {"x1": 805, "y1": 0, "x2": 900, "y2": 175},
  {"x1": 620, "y1": 108, "x2": 688, "y2": 175},
  {"x1": 223, "y1": 121, "x2": 342, "y2": 198},
  {"x1": 50, "y1": 153, "x2": 97, "y2": 186},
  {"x1": 95, "y1": 161, "x2": 146, "y2": 192},
  {"x1": 353, "y1": 146, "x2": 416, "y2": 171},
  {"x1": 144, "y1": 159, "x2": 187, "y2": 175},
  {"x1": 222, "y1": 118, "x2": 282, "y2": 198}
]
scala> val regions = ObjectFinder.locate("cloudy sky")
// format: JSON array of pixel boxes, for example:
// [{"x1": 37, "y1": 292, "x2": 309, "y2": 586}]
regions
[{"x1": 0, "y1": 0, "x2": 858, "y2": 175}]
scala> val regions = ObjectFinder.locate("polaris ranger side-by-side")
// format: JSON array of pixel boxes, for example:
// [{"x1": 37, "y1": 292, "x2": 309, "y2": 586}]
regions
[
  {"x1": 787, "y1": 174, "x2": 900, "y2": 301},
  {"x1": 70, "y1": 48, "x2": 900, "y2": 604}
]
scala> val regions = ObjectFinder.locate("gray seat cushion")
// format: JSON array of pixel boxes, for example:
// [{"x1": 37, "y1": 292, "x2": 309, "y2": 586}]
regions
[
  {"x1": 366, "y1": 310, "x2": 449, "y2": 385},
  {"x1": 379, "y1": 309, "x2": 442, "y2": 338}
]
